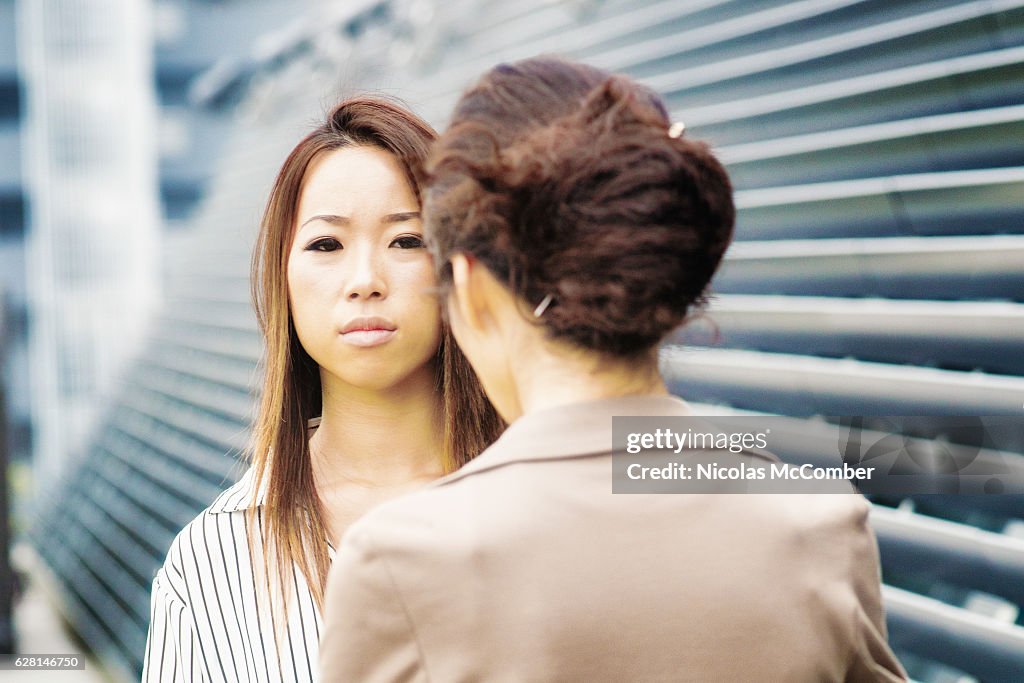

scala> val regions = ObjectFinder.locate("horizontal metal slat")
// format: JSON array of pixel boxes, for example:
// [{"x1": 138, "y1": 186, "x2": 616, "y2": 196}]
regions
[
  {"x1": 592, "y1": 0, "x2": 873, "y2": 77},
  {"x1": 661, "y1": 346, "x2": 1024, "y2": 415},
  {"x1": 133, "y1": 363, "x2": 254, "y2": 424},
  {"x1": 76, "y1": 499, "x2": 163, "y2": 588},
  {"x1": 65, "y1": 503, "x2": 152, "y2": 624},
  {"x1": 94, "y1": 443, "x2": 201, "y2": 536},
  {"x1": 119, "y1": 384, "x2": 249, "y2": 455},
  {"x1": 161, "y1": 296, "x2": 258, "y2": 331},
  {"x1": 651, "y1": 0, "x2": 1024, "y2": 104},
  {"x1": 137, "y1": 346, "x2": 256, "y2": 401},
  {"x1": 461, "y1": 2, "x2": 579, "y2": 57},
  {"x1": 871, "y1": 505, "x2": 1024, "y2": 606},
  {"x1": 36, "y1": 540, "x2": 146, "y2": 676},
  {"x1": 39, "y1": 564, "x2": 141, "y2": 677},
  {"x1": 79, "y1": 480, "x2": 174, "y2": 573},
  {"x1": 733, "y1": 168, "x2": 1024, "y2": 239},
  {"x1": 155, "y1": 326, "x2": 262, "y2": 366},
  {"x1": 719, "y1": 105, "x2": 1024, "y2": 188},
  {"x1": 684, "y1": 45, "x2": 1024, "y2": 145},
  {"x1": 688, "y1": 295, "x2": 1024, "y2": 373},
  {"x1": 113, "y1": 405, "x2": 240, "y2": 482},
  {"x1": 148, "y1": 341, "x2": 259, "y2": 392},
  {"x1": 714, "y1": 235, "x2": 1024, "y2": 300},
  {"x1": 884, "y1": 584, "x2": 1024, "y2": 681},
  {"x1": 105, "y1": 427, "x2": 227, "y2": 510},
  {"x1": 414, "y1": 0, "x2": 736, "y2": 122}
]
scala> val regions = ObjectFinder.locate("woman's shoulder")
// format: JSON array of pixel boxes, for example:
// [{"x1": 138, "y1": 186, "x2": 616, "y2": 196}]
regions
[
  {"x1": 206, "y1": 466, "x2": 264, "y2": 515},
  {"x1": 159, "y1": 467, "x2": 261, "y2": 586}
]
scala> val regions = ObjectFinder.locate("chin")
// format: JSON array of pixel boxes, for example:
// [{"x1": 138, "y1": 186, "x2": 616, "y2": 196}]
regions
[
  {"x1": 329, "y1": 356, "x2": 437, "y2": 394},
  {"x1": 338, "y1": 369, "x2": 416, "y2": 392}
]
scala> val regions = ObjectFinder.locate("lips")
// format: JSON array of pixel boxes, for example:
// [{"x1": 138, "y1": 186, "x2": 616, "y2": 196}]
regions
[
  {"x1": 340, "y1": 317, "x2": 397, "y2": 348},
  {"x1": 341, "y1": 317, "x2": 397, "y2": 334}
]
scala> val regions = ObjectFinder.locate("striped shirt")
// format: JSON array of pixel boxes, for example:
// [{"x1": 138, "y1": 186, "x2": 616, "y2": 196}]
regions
[{"x1": 142, "y1": 467, "x2": 333, "y2": 682}]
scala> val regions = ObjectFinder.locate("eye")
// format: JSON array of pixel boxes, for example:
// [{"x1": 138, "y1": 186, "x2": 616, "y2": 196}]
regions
[
  {"x1": 306, "y1": 237, "x2": 342, "y2": 252},
  {"x1": 391, "y1": 234, "x2": 425, "y2": 249}
]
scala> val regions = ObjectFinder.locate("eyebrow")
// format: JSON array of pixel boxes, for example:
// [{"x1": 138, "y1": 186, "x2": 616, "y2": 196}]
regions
[
  {"x1": 299, "y1": 211, "x2": 420, "y2": 229},
  {"x1": 384, "y1": 211, "x2": 420, "y2": 224}
]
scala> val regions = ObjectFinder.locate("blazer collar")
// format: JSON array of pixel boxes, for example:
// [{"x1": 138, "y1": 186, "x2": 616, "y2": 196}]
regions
[{"x1": 437, "y1": 394, "x2": 693, "y2": 486}]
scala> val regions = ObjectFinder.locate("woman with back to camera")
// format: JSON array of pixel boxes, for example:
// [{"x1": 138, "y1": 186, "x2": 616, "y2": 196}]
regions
[
  {"x1": 141, "y1": 97, "x2": 502, "y2": 682},
  {"x1": 319, "y1": 58, "x2": 908, "y2": 681}
]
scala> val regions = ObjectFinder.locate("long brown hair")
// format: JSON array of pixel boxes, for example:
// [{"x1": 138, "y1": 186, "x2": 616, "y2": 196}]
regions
[{"x1": 249, "y1": 97, "x2": 503, "y2": 629}]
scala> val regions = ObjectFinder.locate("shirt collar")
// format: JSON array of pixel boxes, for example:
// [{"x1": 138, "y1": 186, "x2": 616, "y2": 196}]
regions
[
  {"x1": 436, "y1": 394, "x2": 694, "y2": 486},
  {"x1": 208, "y1": 466, "x2": 267, "y2": 514},
  {"x1": 207, "y1": 466, "x2": 337, "y2": 555}
]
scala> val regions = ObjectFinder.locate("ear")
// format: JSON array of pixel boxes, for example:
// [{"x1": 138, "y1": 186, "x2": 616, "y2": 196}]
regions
[
  {"x1": 450, "y1": 252, "x2": 511, "y2": 338},
  {"x1": 449, "y1": 252, "x2": 486, "y2": 335}
]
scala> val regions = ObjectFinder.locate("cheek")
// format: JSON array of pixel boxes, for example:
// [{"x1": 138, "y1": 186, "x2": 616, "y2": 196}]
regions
[
  {"x1": 285, "y1": 245, "x2": 306, "y2": 298},
  {"x1": 286, "y1": 252, "x2": 326, "y2": 341},
  {"x1": 285, "y1": 256, "x2": 301, "y2": 320}
]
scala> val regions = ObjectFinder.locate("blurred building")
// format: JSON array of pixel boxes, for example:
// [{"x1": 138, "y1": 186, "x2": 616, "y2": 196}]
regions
[
  {"x1": 3, "y1": 0, "x2": 306, "y2": 673},
  {"x1": 0, "y1": 0, "x2": 29, "y2": 469},
  {"x1": 0, "y1": 0, "x2": 26, "y2": 652},
  {"x1": 14, "y1": 1, "x2": 303, "y2": 489},
  {"x1": 18, "y1": 0, "x2": 162, "y2": 487},
  {"x1": 16, "y1": 0, "x2": 1024, "y2": 681}
]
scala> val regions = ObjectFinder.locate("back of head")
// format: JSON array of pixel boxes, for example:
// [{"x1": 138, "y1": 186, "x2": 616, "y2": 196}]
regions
[{"x1": 423, "y1": 56, "x2": 735, "y2": 357}]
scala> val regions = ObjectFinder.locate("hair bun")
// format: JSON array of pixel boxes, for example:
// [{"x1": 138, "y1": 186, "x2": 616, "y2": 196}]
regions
[{"x1": 425, "y1": 57, "x2": 735, "y2": 356}]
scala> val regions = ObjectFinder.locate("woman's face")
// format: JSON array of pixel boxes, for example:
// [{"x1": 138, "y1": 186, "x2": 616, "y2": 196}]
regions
[{"x1": 288, "y1": 145, "x2": 441, "y2": 392}]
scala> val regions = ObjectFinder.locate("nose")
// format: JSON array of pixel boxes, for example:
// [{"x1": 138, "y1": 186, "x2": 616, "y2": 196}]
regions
[{"x1": 344, "y1": 243, "x2": 387, "y2": 301}]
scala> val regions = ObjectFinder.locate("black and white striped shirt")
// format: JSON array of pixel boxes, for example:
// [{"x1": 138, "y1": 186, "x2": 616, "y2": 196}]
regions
[{"x1": 142, "y1": 467, "x2": 333, "y2": 682}]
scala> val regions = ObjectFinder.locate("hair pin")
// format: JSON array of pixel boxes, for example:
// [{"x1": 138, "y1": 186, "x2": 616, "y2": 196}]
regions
[
  {"x1": 668, "y1": 121, "x2": 686, "y2": 138},
  {"x1": 533, "y1": 293, "x2": 554, "y2": 318}
]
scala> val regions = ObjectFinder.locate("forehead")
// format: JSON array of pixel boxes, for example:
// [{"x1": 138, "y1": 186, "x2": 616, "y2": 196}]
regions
[{"x1": 296, "y1": 145, "x2": 417, "y2": 218}]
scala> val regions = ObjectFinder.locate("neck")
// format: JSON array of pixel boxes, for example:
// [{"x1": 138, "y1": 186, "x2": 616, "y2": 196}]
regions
[
  {"x1": 510, "y1": 342, "x2": 668, "y2": 421},
  {"x1": 310, "y1": 365, "x2": 445, "y2": 490}
]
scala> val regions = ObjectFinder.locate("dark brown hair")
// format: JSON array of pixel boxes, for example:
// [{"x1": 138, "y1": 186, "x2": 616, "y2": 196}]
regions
[
  {"x1": 423, "y1": 56, "x2": 735, "y2": 356},
  {"x1": 250, "y1": 97, "x2": 503, "y2": 631}
]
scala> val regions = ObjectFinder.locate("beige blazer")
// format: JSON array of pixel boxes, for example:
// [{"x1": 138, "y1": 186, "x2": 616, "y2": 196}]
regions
[{"x1": 320, "y1": 395, "x2": 907, "y2": 682}]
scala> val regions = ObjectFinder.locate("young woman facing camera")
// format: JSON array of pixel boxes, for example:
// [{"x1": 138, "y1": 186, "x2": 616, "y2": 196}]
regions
[
  {"x1": 142, "y1": 98, "x2": 502, "y2": 682},
  {"x1": 319, "y1": 59, "x2": 907, "y2": 682}
]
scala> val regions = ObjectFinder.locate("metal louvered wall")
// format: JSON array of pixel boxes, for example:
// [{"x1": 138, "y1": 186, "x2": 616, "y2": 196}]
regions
[{"x1": 30, "y1": 1, "x2": 1024, "y2": 680}]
